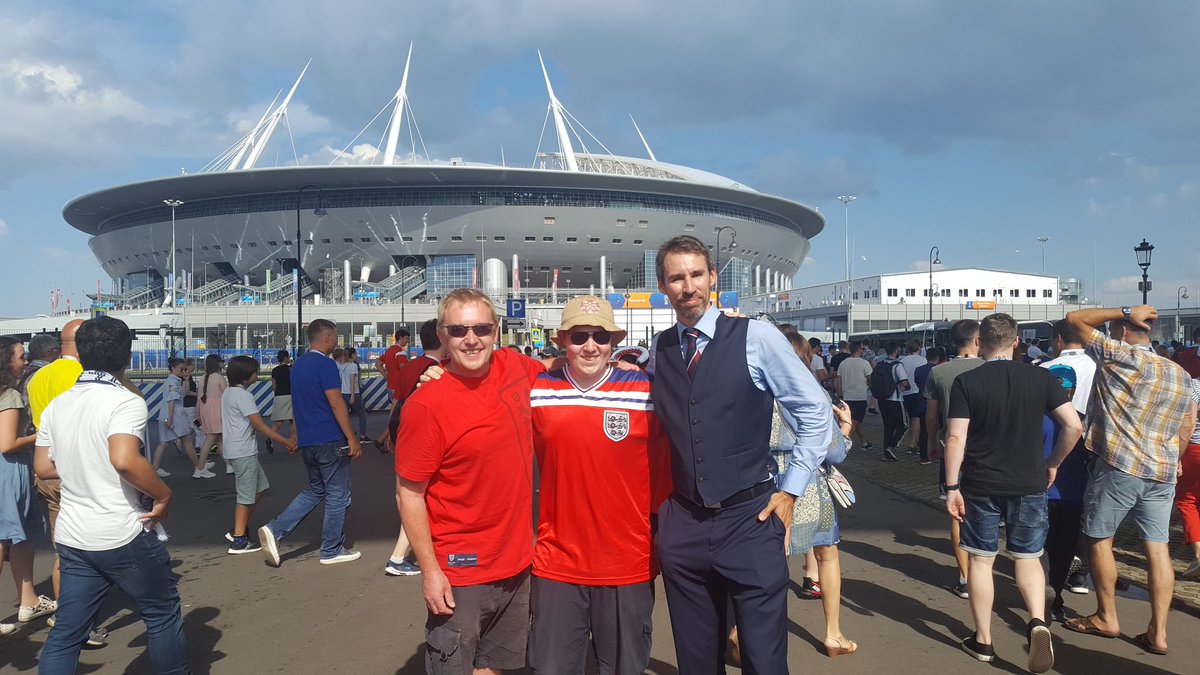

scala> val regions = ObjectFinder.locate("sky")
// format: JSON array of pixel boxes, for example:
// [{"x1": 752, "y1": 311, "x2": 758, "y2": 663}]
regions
[{"x1": 1, "y1": 1, "x2": 1198, "y2": 317}]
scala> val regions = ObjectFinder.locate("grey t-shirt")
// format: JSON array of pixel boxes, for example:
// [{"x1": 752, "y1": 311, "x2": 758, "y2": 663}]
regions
[
  {"x1": 220, "y1": 386, "x2": 262, "y2": 459},
  {"x1": 922, "y1": 356, "x2": 985, "y2": 435}
]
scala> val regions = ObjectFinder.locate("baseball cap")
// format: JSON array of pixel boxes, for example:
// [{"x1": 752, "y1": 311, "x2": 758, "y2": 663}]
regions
[{"x1": 1047, "y1": 364, "x2": 1077, "y2": 390}]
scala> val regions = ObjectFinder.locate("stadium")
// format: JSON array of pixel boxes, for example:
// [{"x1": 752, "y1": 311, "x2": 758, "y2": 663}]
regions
[{"x1": 63, "y1": 53, "x2": 823, "y2": 316}]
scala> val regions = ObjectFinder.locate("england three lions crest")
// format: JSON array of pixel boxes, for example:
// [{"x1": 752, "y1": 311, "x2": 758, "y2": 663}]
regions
[{"x1": 603, "y1": 410, "x2": 630, "y2": 442}]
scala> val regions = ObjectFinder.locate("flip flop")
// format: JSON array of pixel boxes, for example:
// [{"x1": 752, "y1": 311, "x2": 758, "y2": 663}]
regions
[
  {"x1": 1063, "y1": 616, "x2": 1119, "y2": 639},
  {"x1": 1134, "y1": 633, "x2": 1168, "y2": 656}
]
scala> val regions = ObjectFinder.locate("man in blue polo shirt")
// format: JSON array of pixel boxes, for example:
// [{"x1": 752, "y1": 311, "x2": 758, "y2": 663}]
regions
[{"x1": 259, "y1": 319, "x2": 363, "y2": 567}]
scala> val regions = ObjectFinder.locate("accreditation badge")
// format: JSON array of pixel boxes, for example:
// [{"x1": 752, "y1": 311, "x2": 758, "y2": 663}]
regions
[{"x1": 603, "y1": 410, "x2": 630, "y2": 442}]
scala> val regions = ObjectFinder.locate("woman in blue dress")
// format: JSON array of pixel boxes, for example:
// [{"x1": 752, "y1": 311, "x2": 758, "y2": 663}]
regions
[{"x1": 0, "y1": 336, "x2": 54, "y2": 634}]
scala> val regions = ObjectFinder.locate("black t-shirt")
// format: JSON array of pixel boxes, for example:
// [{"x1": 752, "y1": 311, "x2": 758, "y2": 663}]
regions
[
  {"x1": 829, "y1": 352, "x2": 851, "y2": 372},
  {"x1": 272, "y1": 364, "x2": 292, "y2": 396},
  {"x1": 183, "y1": 376, "x2": 198, "y2": 408},
  {"x1": 948, "y1": 359, "x2": 1069, "y2": 497}
]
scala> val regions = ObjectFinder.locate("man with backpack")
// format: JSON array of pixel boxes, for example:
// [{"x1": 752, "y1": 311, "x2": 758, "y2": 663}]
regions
[{"x1": 871, "y1": 341, "x2": 910, "y2": 461}]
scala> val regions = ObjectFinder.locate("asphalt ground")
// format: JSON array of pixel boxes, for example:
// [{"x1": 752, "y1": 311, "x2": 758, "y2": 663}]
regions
[{"x1": 2, "y1": 411, "x2": 1197, "y2": 674}]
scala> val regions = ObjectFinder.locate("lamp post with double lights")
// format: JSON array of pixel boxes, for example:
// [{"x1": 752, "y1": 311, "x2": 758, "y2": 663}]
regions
[
  {"x1": 295, "y1": 185, "x2": 326, "y2": 356},
  {"x1": 928, "y1": 246, "x2": 941, "y2": 322},
  {"x1": 1036, "y1": 236, "x2": 1049, "y2": 276},
  {"x1": 163, "y1": 199, "x2": 184, "y2": 307},
  {"x1": 1134, "y1": 239, "x2": 1154, "y2": 304},
  {"x1": 714, "y1": 226, "x2": 738, "y2": 306},
  {"x1": 838, "y1": 195, "x2": 855, "y2": 289},
  {"x1": 1178, "y1": 286, "x2": 1190, "y2": 341}
]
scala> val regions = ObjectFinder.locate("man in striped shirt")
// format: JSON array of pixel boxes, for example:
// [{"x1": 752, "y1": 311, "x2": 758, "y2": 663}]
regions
[{"x1": 1064, "y1": 305, "x2": 1196, "y2": 656}]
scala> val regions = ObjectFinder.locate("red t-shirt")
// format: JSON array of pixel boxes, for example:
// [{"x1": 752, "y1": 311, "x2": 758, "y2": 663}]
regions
[
  {"x1": 395, "y1": 355, "x2": 438, "y2": 403},
  {"x1": 395, "y1": 348, "x2": 544, "y2": 586},
  {"x1": 1178, "y1": 345, "x2": 1200, "y2": 378},
  {"x1": 530, "y1": 367, "x2": 673, "y2": 585},
  {"x1": 379, "y1": 344, "x2": 410, "y2": 393}
]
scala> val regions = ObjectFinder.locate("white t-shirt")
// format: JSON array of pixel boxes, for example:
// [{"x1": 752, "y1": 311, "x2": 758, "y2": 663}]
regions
[
  {"x1": 37, "y1": 373, "x2": 149, "y2": 551},
  {"x1": 221, "y1": 385, "x2": 262, "y2": 460},
  {"x1": 838, "y1": 356, "x2": 874, "y2": 401},
  {"x1": 338, "y1": 362, "x2": 359, "y2": 394},
  {"x1": 900, "y1": 354, "x2": 926, "y2": 395},
  {"x1": 1040, "y1": 349, "x2": 1098, "y2": 416},
  {"x1": 810, "y1": 355, "x2": 827, "y2": 376}
]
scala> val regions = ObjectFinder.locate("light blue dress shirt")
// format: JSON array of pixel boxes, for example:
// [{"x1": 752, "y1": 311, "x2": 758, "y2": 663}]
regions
[{"x1": 649, "y1": 306, "x2": 835, "y2": 496}]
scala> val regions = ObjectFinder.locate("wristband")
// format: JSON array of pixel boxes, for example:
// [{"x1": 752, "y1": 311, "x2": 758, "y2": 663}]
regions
[{"x1": 944, "y1": 484, "x2": 961, "y2": 491}]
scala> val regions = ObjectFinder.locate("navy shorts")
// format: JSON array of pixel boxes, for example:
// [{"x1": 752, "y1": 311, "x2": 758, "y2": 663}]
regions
[{"x1": 959, "y1": 492, "x2": 1048, "y2": 559}]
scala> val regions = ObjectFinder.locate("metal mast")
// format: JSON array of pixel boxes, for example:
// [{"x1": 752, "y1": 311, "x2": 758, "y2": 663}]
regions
[
  {"x1": 383, "y1": 43, "x2": 414, "y2": 166},
  {"x1": 538, "y1": 51, "x2": 578, "y2": 172}
]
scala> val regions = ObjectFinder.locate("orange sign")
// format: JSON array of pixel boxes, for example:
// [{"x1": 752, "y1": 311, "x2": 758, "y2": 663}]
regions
[{"x1": 965, "y1": 301, "x2": 996, "y2": 310}]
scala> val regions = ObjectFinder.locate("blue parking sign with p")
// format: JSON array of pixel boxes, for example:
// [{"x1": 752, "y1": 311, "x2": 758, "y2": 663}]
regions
[{"x1": 507, "y1": 299, "x2": 526, "y2": 318}]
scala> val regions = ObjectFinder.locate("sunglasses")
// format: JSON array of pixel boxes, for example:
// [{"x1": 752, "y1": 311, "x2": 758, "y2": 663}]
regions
[
  {"x1": 444, "y1": 323, "x2": 495, "y2": 338},
  {"x1": 567, "y1": 329, "x2": 612, "y2": 346}
]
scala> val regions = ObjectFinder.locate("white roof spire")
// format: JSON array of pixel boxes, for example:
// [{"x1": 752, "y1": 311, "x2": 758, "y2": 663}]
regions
[
  {"x1": 630, "y1": 115, "x2": 657, "y2": 162},
  {"x1": 226, "y1": 91, "x2": 280, "y2": 171},
  {"x1": 382, "y1": 43, "x2": 414, "y2": 166},
  {"x1": 242, "y1": 59, "x2": 310, "y2": 170},
  {"x1": 538, "y1": 50, "x2": 578, "y2": 172}
]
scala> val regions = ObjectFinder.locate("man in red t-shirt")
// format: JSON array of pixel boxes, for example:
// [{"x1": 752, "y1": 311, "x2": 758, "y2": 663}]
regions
[
  {"x1": 396, "y1": 289, "x2": 545, "y2": 674},
  {"x1": 385, "y1": 319, "x2": 445, "y2": 577},
  {"x1": 1176, "y1": 327, "x2": 1200, "y2": 378},
  {"x1": 373, "y1": 328, "x2": 410, "y2": 452},
  {"x1": 528, "y1": 296, "x2": 672, "y2": 675}
]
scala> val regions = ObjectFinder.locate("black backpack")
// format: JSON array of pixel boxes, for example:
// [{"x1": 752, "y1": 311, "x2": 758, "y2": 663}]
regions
[{"x1": 869, "y1": 361, "x2": 900, "y2": 400}]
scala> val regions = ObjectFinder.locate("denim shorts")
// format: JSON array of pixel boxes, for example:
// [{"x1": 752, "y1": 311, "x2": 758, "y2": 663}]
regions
[
  {"x1": 1082, "y1": 457, "x2": 1175, "y2": 543},
  {"x1": 959, "y1": 492, "x2": 1048, "y2": 559}
]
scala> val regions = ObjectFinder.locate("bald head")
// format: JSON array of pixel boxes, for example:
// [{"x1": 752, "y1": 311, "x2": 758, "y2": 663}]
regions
[{"x1": 61, "y1": 319, "x2": 85, "y2": 358}]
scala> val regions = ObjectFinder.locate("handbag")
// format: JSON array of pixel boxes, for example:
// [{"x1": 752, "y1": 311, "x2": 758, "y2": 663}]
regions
[{"x1": 819, "y1": 463, "x2": 856, "y2": 509}]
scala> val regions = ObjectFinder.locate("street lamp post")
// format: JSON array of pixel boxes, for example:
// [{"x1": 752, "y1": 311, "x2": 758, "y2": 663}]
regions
[
  {"x1": 928, "y1": 246, "x2": 941, "y2": 322},
  {"x1": 399, "y1": 255, "x2": 418, "y2": 357},
  {"x1": 163, "y1": 199, "x2": 184, "y2": 308},
  {"x1": 1036, "y1": 236, "x2": 1049, "y2": 275},
  {"x1": 1178, "y1": 286, "x2": 1190, "y2": 341},
  {"x1": 1134, "y1": 239, "x2": 1154, "y2": 304},
  {"x1": 295, "y1": 185, "x2": 325, "y2": 356},
  {"x1": 714, "y1": 226, "x2": 738, "y2": 306},
  {"x1": 838, "y1": 195, "x2": 856, "y2": 288}
]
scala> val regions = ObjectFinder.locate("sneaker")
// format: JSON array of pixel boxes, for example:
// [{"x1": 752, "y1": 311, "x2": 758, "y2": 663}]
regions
[
  {"x1": 1027, "y1": 618, "x2": 1054, "y2": 673},
  {"x1": 225, "y1": 465, "x2": 234, "y2": 475},
  {"x1": 1068, "y1": 555, "x2": 1084, "y2": 574},
  {"x1": 797, "y1": 577, "x2": 822, "y2": 599},
  {"x1": 228, "y1": 536, "x2": 262, "y2": 555},
  {"x1": 861, "y1": 441, "x2": 874, "y2": 450},
  {"x1": 939, "y1": 485, "x2": 948, "y2": 501},
  {"x1": 192, "y1": 468, "x2": 216, "y2": 479},
  {"x1": 385, "y1": 558, "x2": 422, "y2": 576},
  {"x1": 1066, "y1": 572, "x2": 1089, "y2": 594},
  {"x1": 952, "y1": 581, "x2": 969, "y2": 599},
  {"x1": 919, "y1": 458, "x2": 932, "y2": 465},
  {"x1": 1, "y1": 623, "x2": 15, "y2": 636},
  {"x1": 155, "y1": 468, "x2": 171, "y2": 477},
  {"x1": 1182, "y1": 559, "x2": 1200, "y2": 581},
  {"x1": 319, "y1": 548, "x2": 362, "y2": 565},
  {"x1": 905, "y1": 446, "x2": 919, "y2": 455},
  {"x1": 882, "y1": 448, "x2": 899, "y2": 462},
  {"x1": 86, "y1": 627, "x2": 109, "y2": 647},
  {"x1": 1050, "y1": 596, "x2": 1066, "y2": 623},
  {"x1": 961, "y1": 636, "x2": 995, "y2": 663},
  {"x1": 259, "y1": 525, "x2": 281, "y2": 567},
  {"x1": 18, "y1": 595, "x2": 57, "y2": 622}
]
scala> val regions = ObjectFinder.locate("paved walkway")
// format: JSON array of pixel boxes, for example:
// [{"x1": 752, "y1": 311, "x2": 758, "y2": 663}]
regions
[
  {"x1": 2, "y1": 412, "x2": 1197, "y2": 673},
  {"x1": 847, "y1": 411, "x2": 1200, "y2": 615}
]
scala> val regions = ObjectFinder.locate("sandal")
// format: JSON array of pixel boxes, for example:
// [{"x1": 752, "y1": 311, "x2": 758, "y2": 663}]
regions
[
  {"x1": 825, "y1": 636, "x2": 858, "y2": 657},
  {"x1": 1133, "y1": 632, "x2": 1168, "y2": 656},
  {"x1": 1063, "y1": 616, "x2": 1119, "y2": 639}
]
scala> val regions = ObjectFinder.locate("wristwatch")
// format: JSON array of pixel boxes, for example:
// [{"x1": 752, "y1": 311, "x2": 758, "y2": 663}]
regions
[
  {"x1": 944, "y1": 484, "x2": 961, "y2": 491},
  {"x1": 1121, "y1": 306, "x2": 1132, "y2": 318}
]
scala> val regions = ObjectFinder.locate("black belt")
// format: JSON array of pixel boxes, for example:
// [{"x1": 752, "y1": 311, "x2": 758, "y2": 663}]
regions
[{"x1": 679, "y1": 480, "x2": 776, "y2": 510}]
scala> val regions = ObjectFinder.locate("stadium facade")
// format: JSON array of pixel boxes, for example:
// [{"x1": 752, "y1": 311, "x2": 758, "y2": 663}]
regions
[{"x1": 63, "y1": 52, "x2": 823, "y2": 312}]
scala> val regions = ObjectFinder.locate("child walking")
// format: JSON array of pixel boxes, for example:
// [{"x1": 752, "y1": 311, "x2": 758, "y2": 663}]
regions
[
  {"x1": 221, "y1": 356, "x2": 295, "y2": 554},
  {"x1": 151, "y1": 358, "x2": 200, "y2": 477}
]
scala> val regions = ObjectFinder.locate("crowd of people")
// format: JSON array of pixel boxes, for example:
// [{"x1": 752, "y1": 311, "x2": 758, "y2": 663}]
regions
[{"x1": 1, "y1": 234, "x2": 1197, "y2": 674}]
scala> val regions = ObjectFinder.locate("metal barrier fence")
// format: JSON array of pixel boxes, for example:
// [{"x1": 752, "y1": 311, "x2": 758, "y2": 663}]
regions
[{"x1": 139, "y1": 375, "x2": 393, "y2": 419}]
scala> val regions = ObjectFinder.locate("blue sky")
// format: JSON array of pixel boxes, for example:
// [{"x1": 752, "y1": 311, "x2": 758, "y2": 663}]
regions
[{"x1": 1, "y1": 1, "x2": 1198, "y2": 317}]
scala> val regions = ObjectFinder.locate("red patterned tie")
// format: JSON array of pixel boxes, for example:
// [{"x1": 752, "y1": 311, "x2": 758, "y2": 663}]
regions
[{"x1": 684, "y1": 328, "x2": 701, "y2": 379}]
